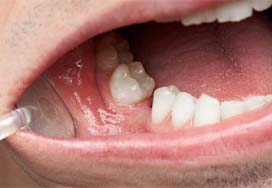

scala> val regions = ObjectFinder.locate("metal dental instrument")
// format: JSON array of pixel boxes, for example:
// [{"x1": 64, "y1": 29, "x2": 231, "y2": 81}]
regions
[{"x1": 0, "y1": 106, "x2": 35, "y2": 140}]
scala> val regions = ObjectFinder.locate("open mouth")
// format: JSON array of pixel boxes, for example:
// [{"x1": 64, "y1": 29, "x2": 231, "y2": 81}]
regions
[{"x1": 3, "y1": 0, "x2": 272, "y2": 187}]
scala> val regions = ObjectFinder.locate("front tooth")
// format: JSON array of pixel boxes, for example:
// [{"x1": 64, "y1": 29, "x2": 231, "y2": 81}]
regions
[
  {"x1": 110, "y1": 64, "x2": 144, "y2": 104},
  {"x1": 250, "y1": 0, "x2": 272, "y2": 11},
  {"x1": 152, "y1": 86, "x2": 179, "y2": 124},
  {"x1": 128, "y1": 62, "x2": 155, "y2": 98},
  {"x1": 172, "y1": 92, "x2": 196, "y2": 128},
  {"x1": 216, "y1": 1, "x2": 253, "y2": 23},
  {"x1": 244, "y1": 96, "x2": 267, "y2": 112},
  {"x1": 193, "y1": 94, "x2": 220, "y2": 127},
  {"x1": 221, "y1": 101, "x2": 245, "y2": 120},
  {"x1": 181, "y1": 9, "x2": 216, "y2": 26}
]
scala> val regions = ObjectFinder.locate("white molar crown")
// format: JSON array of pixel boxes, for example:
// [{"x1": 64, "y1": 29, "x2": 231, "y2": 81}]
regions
[
  {"x1": 110, "y1": 62, "x2": 155, "y2": 104},
  {"x1": 95, "y1": 32, "x2": 134, "y2": 72},
  {"x1": 181, "y1": 0, "x2": 272, "y2": 26},
  {"x1": 151, "y1": 88, "x2": 272, "y2": 128}
]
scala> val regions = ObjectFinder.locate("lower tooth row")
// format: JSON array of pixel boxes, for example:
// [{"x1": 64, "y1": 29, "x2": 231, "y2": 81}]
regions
[
  {"x1": 152, "y1": 86, "x2": 272, "y2": 128},
  {"x1": 96, "y1": 32, "x2": 272, "y2": 128}
]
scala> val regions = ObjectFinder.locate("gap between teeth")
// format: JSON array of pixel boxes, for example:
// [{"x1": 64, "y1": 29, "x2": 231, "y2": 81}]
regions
[
  {"x1": 180, "y1": 0, "x2": 272, "y2": 26},
  {"x1": 95, "y1": 32, "x2": 272, "y2": 129}
]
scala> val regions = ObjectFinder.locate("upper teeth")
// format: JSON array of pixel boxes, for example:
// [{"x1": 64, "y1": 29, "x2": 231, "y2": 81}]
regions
[{"x1": 181, "y1": 0, "x2": 272, "y2": 26}]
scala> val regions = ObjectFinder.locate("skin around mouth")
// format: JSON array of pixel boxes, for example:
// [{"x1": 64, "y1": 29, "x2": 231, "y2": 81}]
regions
[{"x1": 3, "y1": 0, "x2": 272, "y2": 187}]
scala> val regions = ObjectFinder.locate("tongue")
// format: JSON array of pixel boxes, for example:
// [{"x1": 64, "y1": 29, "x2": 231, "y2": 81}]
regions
[{"x1": 124, "y1": 13, "x2": 272, "y2": 101}]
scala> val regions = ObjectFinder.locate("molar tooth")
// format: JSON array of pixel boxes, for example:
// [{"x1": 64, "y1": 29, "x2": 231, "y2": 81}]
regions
[
  {"x1": 193, "y1": 94, "x2": 220, "y2": 127},
  {"x1": 110, "y1": 62, "x2": 155, "y2": 104},
  {"x1": 95, "y1": 32, "x2": 134, "y2": 71},
  {"x1": 118, "y1": 52, "x2": 134, "y2": 64},
  {"x1": 110, "y1": 64, "x2": 144, "y2": 104},
  {"x1": 181, "y1": 9, "x2": 216, "y2": 26},
  {"x1": 95, "y1": 32, "x2": 121, "y2": 50},
  {"x1": 244, "y1": 96, "x2": 266, "y2": 112},
  {"x1": 128, "y1": 62, "x2": 155, "y2": 98},
  {"x1": 221, "y1": 101, "x2": 245, "y2": 120},
  {"x1": 96, "y1": 45, "x2": 119, "y2": 72},
  {"x1": 116, "y1": 39, "x2": 130, "y2": 51},
  {"x1": 116, "y1": 40, "x2": 134, "y2": 64},
  {"x1": 152, "y1": 86, "x2": 179, "y2": 124},
  {"x1": 250, "y1": 0, "x2": 272, "y2": 11},
  {"x1": 216, "y1": 1, "x2": 253, "y2": 23},
  {"x1": 95, "y1": 32, "x2": 121, "y2": 72},
  {"x1": 171, "y1": 92, "x2": 196, "y2": 128}
]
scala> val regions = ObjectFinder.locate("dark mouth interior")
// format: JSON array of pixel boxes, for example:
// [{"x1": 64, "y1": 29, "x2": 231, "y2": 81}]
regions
[{"x1": 17, "y1": 10, "x2": 272, "y2": 139}]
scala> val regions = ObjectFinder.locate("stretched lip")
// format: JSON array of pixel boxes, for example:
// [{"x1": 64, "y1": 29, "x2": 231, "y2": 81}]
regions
[{"x1": 5, "y1": 0, "x2": 272, "y2": 186}]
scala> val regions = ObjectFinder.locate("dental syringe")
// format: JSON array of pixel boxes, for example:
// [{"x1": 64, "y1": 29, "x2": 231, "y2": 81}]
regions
[{"x1": 0, "y1": 106, "x2": 35, "y2": 140}]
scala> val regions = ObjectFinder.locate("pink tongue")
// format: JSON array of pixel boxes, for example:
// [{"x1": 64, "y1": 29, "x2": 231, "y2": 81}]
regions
[{"x1": 125, "y1": 13, "x2": 272, "y2": 101}]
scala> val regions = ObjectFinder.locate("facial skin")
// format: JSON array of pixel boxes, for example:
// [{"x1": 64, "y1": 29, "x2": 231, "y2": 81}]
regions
[{"x1": 2, "y1": 0, "x2": 272, "y2": 187}]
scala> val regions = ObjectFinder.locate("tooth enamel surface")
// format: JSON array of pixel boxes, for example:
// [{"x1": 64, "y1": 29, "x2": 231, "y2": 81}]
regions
[
  {"x1": 96, "y1": 45, "x2": 119, "y2": 72},
  {"x1": 216, "y1": 0, "x2": 253, "y2": 23},
  {"x1": 266, "y1": 95, "x2": 272, "y2": 103},
  {"x1": 110, "y1": 64, "x2": 144, "y2": 104},
  {"x1": 118, "y1": 51, "x2": 134, "y2": 65},
  {"x1": 128, "y1": 62, "x2": 155, "y2": 97},
  {"x1": 250, "y1": 0, "x2": 272, "y2": 11},
  {"x1": 244, "y1": 96, "x2": 267, "y2": 112},
  {"x1": 221, "y1": 101, "x2": 245, "y2": 120},
  {"x1": 110, "y1": 62, "x2": 155, "y2": 104},
  {"x1": 116, "y1": 39, "x2": 134, "y2": 64},
  {"x1": 152, "y1": 86, "x2": 179, "y2": 124},
  {"x1": 193, "y1": 94, "x2": 220, "y2": 127},
  {"x1": 181, "y1": 9, "x2": 216, "y2": 26},
  {"x1": 96, "y1": 32, "x2": 133, "y2": 71},
  {"x1": 171, "y1": 92, "x2": 196, "y2": 128}
]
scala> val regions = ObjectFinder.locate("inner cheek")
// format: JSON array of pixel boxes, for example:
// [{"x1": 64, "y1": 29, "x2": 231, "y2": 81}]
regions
[
  {"x1": 17, "y1": 40, "x2": 137, "y2": 138},
  {"x1": 45, "y1": 41, "x2": 116, "y2": 138}
]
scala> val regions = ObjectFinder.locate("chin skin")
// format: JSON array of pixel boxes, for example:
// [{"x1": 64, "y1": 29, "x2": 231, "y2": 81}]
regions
[{"x1": 2, "y1": 0, "x2": 272, "y2": 187}]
